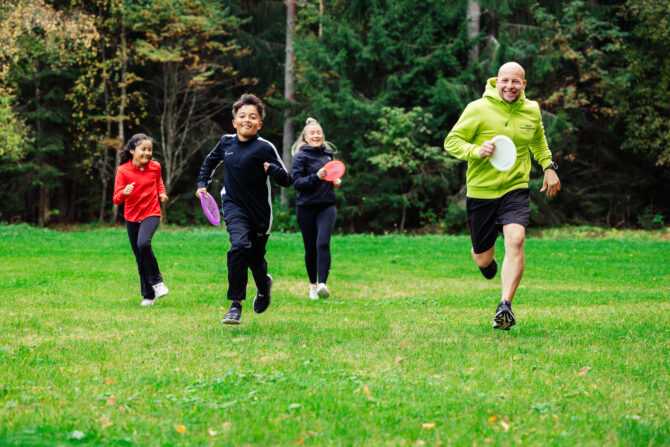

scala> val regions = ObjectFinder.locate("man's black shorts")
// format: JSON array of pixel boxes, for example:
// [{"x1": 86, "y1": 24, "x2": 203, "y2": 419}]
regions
[{"x1": 466, "y1": 188, "x2": 530, "y2": 254}]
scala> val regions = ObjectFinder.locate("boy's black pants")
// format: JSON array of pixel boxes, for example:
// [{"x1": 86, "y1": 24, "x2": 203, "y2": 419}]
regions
[
  {"x1": 225, "y1": 214, "x2": 270, "y2": 301},
  {"x1": 126, "y1": 216, "x2": 162, "y2": 299}
]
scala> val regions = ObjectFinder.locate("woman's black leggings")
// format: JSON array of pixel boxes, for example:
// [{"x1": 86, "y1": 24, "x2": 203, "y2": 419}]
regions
[
  {"x1": 296, "y1": 204, "x2": 336, "y2": 284},
  {"x1": 126, "y1": 216, "x2": 162, "y2": 299}
]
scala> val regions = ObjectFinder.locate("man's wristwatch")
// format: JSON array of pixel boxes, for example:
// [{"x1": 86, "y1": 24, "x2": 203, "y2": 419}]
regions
[{"x1": 544, "y1": 161, "x2": 558, "y2": 171}]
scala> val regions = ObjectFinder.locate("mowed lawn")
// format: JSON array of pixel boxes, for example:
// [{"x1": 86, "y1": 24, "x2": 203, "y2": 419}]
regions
[{"x1": 0, "y1": 224, "x2": 668, "y2": 446}]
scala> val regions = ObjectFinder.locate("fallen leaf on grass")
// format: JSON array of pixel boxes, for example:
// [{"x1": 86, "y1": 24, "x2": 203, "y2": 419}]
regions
[
  {"x1": 422, "y1": 422, "x2": 435, "y2": 429},
  {"x1": 96, "y1": 417, "x2": 113, "y2": 429},
  {"x1": 488, "y1": 414, "x2": 499, "y2": 424},
  {"x1": 395, "y1": 357, "x2": 404, "y2": 363},
  {"x1": 499, "y1": 420, "x2": 510, "y2": 431},
  {"x1": 208, "y1": 429, "x2": 217, "y2": 436},
  {"x1": 221, "y1": 422, "x2": 232, "y2": 430},
  {"x1": 295, "y1": 437, "x2": 304, "y2": 444},
  {"x1": 103, "y1": 379, "x2": 115, "y2": 384},
  {"x1": 552, "y1": 414, "x2": 560, "y2": 427},
  {"x1": 484, "y1": 438, "x2": 494, "y2": 443},
  {"x1": 413, "y1": 440, "x2": 426, "y2": 446},
  {"x1": 106, "y1": 395, "x2": 116, "y2": 406},
  {"x1": 174, "y1": 425, "x2": 186, "y2": 434},
  {"x1": 363, "y1": 386, "x2": 371, "y2": 397},
  {"x1": 577, "y1": 366, "x2": 591, "y2": 376}
]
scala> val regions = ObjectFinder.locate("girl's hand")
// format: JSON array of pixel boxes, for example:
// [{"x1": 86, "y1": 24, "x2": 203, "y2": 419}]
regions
[
  {"x1": 196, "y1": 188, "x2": 208, "y2": 199},
  {"x1": 159, "y1": 194, "x2": 168, "y2": 203},
  {"x1": 123, "y1": 182, "x2": 135, "y2": 196},
  {"x1": 333, "y1": 178, "x2": 342, "y2": 188},
  {"x1": 317, "y1": 167, "x2": 327, "y2": 180},
  {"x1": 263, "y1": 162, "x2": 270, "y2": 172}
]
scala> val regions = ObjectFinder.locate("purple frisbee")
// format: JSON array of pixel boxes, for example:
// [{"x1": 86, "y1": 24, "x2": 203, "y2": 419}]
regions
[{"x1": 200, "y1": 193, "x2": 221, "y2": 226}]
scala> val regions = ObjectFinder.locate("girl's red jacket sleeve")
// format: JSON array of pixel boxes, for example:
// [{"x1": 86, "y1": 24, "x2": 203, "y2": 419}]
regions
[{"x1": 113, "y1": 161, "x2": 166, "y2": 222}]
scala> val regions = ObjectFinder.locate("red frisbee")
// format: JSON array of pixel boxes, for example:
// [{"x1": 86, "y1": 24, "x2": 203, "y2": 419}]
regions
[
  {"x1": 323, "y1": 160, "x2": 346, "y2": 182},
  {"x1": 200, "y1": 193, "x2": 221, "y2": 226}
]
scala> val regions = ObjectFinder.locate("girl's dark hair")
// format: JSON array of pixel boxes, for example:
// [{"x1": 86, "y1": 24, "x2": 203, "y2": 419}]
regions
[
  {"x1": 232, "y1": 93, "x2": 265, "y2": 119},
  {"x1": 120, "y1": 133, "x2": 152, "y2": 164}
]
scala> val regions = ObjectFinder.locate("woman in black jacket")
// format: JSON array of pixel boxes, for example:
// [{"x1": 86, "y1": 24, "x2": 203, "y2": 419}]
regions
[{"x1": 291, "y1": 118, "x2": 341, "y2": 300}]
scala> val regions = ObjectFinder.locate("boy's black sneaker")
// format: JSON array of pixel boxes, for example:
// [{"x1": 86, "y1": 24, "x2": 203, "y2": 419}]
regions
[
  {"x1": 253, "y1": 274, "x2": 272, "y2": 314},
  {"x1": 479, "y1": 258, "x2": 498, "y2": 280},
  {"x1": 222, "y1": 302, "x2": 242, "y2": 325},
  {"x1": 492, "y1": 300, "x2": 516, "y2": 330}
]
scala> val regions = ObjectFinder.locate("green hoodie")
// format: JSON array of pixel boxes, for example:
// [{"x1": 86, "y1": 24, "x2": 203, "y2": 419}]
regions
[{"x1": 444, "y1": 78, "x2": 553, "y2": 199}]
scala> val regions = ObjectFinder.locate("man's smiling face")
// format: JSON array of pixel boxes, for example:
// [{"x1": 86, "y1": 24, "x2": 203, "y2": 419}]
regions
[{"x1": 496, "y1": 63, "x2": 526, "y2": 104}]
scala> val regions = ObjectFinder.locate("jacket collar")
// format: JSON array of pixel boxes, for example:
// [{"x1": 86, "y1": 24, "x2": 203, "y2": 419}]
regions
[
  {"x1": 234, "y1": 133, "x2": 260, "y2": 145},
  {"x1": 300, "y1": 143, "x2": 332, "y2": 155}
]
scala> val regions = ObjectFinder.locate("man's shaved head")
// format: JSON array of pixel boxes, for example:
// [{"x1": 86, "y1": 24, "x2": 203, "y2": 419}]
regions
[
  {"x1": 498, "y1": 62, "x2": 525, "y2": 80},
  {"x1": 496, "y1": 62, "x2": 526, "y2": 103}
]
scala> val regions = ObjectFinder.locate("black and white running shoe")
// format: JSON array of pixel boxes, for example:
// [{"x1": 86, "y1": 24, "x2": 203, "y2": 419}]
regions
[
  {"x1": 479, "y1": 258, "x2": 498, "y2": 280},
  {"x1": 222, "y1": 302, "x2": 242, "y2": 325},
  {"x1": 492, "y1": 300, "x2": 516, "y2": 330},
  {"x1": 253, "y1": 274, "x2": 272, "y2": 314}
]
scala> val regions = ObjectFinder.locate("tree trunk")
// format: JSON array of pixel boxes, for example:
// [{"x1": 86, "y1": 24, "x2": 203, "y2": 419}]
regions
[
  {"x1": 467, "y1": 0, "x2": 480, "y2": 64},
  {"x1": 319, "y1": 0, "x2": 323, "y2": 38},
  {"x1": 113, "y1": 9, "x2": 127, "y2": 224},
  {"x1": 99, "y1": 24, "x2": 111, "y2": 222},
  {"x1": 281, "y1": 0, "x2": 296, "y2": 205}
]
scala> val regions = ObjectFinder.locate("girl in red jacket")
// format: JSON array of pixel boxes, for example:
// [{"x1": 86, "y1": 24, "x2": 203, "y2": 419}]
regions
[{"x1": 113, "y1": 134, "x2": 169, "y2": 306}]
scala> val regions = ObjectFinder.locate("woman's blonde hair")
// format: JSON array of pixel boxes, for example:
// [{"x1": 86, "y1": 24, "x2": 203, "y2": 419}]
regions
[{"x1": 291, "y1": 117, "x2": 336, "y2": 156}]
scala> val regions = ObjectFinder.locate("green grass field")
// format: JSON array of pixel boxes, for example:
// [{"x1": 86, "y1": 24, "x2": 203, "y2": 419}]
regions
[{"x1": 0, "y1": 224, "x2": 668, "y2": 446}]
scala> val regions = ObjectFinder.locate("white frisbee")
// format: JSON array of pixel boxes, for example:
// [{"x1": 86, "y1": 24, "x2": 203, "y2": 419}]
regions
[{"x1": 489, "y1": 135, "x2": 517, "y2": 172}]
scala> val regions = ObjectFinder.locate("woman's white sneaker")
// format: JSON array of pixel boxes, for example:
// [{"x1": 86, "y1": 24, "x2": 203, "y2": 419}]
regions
[
  {"x1": 316, "y1": 283, "x2": 330, "y2": 298},
  {"x1": 309, "y1": 284, "x2": 319, "y2": 300},
  {"x1": 152, "y1": 282, "x2": 169, "y2": 298}
]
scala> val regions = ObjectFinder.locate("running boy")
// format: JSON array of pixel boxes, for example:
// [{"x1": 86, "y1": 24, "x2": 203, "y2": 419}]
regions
[{"x1": 196, "y1": 94, "x2": 291, "y2": 325}]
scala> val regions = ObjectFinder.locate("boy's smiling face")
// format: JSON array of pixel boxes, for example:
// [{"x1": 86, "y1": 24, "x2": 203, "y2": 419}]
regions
[{"x1": 233, "y1": 104, "x2": 263, "y2": 141}]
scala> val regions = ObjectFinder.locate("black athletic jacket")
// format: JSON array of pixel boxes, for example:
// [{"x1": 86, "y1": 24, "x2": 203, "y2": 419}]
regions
[
  {"x1": 291, "y1": 144, "x2": 337, "y2": 207},
  {"x1": 197, "y1": 133, "x2": 291, "y2": 233}
]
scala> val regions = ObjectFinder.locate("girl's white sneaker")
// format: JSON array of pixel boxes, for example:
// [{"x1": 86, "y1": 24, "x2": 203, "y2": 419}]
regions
[
  {"x1": 316, "y1": 283, "x2": 330, "y2": 299},
  {"x1": 309, "y1": 284, "x2": 319, "y2": 300},
  {"x1": 140, "y1": 298, "x2": 155, "y2": 307},
  {"x1": 152, "y1": 282, "x2": 169, "y2": 298}
]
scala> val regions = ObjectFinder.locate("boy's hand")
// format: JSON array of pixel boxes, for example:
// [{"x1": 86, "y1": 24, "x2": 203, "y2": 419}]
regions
[
  {"x1": 159, "y1": 194, "x2": 168, "y2": 203},
  {"x1": 196, "y1": 188, "x2": 208, "y2": 199},
  {"x1": 123, "y1": 182, "x2": 135, "y2": 196}
]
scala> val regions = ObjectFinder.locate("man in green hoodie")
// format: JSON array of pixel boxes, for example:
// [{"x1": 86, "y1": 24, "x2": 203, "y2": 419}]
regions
[{"x1": 444, "y1": 62, "x2": 561, "y2": 330}]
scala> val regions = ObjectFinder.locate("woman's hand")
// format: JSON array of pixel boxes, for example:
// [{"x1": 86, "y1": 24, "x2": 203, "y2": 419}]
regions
[
  {"x1": 159, "y1": 194, "x2": 169, "y2": 203},
  {"x1": 123, "y1": 182, "x2": 135, "y2": 196},
  {"x1": 196, "y1": 188, "x2": 208, "y2": 199}
]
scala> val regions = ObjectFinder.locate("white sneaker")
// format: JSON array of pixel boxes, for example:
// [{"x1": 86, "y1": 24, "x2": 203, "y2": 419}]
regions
[
  {"x1": 140, "y1": 298, "x2": 155, "y2": 307},
  {"x1": 316, "y1": 283, "x2": 330, "y2": 299},
  {"x1": 152, "y1": 282, "x2": 169, "y2": 298},
  {"x1": 309, "y1": 284, "x2": 319, "y2": 300}
]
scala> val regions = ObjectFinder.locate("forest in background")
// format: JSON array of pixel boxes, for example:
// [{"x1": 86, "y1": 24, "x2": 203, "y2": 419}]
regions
[{"x1": 0, "y1": 0, "x2": 668, "y2": 232}]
